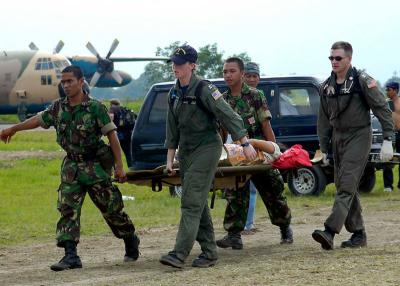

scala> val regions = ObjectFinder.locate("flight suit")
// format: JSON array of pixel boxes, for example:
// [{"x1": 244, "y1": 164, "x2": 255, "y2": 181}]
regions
[
  {"x1": 38, "y1": 94, "x2": 135, "y2": 247},
  {"x1": 165, "y1": 74, "x2": 247, "y2": 262},
  {"x1": 223, "y1": 83, "x2": 291, "y2": 233},
  {"x1": 318, "y1": 66, "x2": 394, "y2": 234}
]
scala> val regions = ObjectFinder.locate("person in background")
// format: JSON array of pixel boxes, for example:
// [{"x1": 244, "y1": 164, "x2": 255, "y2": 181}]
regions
[
  {"x1": 383, "y1": 81, "x2": 400, "y2": 192},
  {"x1": 108, "y1": 99, "x2": 136, "y2": 168},
  {"x1": 242, "y1": 61, "x2": 263, "y2": 234}
]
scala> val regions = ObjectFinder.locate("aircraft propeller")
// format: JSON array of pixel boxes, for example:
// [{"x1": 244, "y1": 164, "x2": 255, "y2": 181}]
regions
[
  {"x1": 86, "y1": 39, "x2": 123, "y2": 87},
  {"x1": 28, "y1": 40, "x2": 65, "y2": 54}
]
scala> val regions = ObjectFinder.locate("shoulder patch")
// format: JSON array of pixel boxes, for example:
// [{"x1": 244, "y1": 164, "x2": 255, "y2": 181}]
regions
[
  {"x1": 359, "y1": 71, "x2": 377, "y2": 89},
  {"x1": 212, "y1": 89, "x2": 223, "y2": 101}
]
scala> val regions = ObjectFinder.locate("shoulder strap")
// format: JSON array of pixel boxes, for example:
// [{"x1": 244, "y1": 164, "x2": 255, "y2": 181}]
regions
[
  {"x1": 195, "y1": 80, "x2": 214, "y2": 116},
  {"x1": 353, "y1": 68, "x2": 370, "y2": 109}
]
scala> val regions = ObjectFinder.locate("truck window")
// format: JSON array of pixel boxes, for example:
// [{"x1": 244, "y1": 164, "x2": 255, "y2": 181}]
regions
[
  {"x1": 278, "y1": 86, "x2": 319, "y2": 116},
  {"x1": 148, "y1": 91, "x2": 168, "y2": 124}
]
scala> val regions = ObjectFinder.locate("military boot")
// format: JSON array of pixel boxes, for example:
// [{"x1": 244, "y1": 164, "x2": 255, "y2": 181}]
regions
[
  {"x1": 341, "y1": 230, "x2": 367, "y2": 248},
  {"x1": 216, "y1": 232, "x2": 243, "y2": 250},
  {"x1": 50, "y1": 240, "x2": 82, "y2": 271},
  {"x1": 160, "y1": 251, "x2": 185, "y2": 268},
  {"x1": 123, "y1": 233, "x2": 140, "y2": 262},
  {"x1": 312, "y1": 228, "x2": 335, "y2": 250},
  {"x1": 280, "y1": 225, "x2": 293, "y2": 244},
  {"x1": 192, "y1": 253, "x2": 218, "y2": 268}
]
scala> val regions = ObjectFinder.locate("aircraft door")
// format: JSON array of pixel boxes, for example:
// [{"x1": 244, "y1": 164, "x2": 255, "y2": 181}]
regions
[{"x1": 0, "y1": 58, "x2": 21, "y2": 104}]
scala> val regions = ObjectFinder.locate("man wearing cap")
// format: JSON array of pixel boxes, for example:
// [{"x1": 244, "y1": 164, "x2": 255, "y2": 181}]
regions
[
  {"x1": 160, "y1": 45, "x2": 257, "y2": 268},
  {"x1": 217, "y1": 57, "x2": 293, "y2": 250},
  {"x1": 242, "y1": 61, "x2": 262, "y2": 234},
  {"x1": 382, "y1": 82, "x2": 400, "y2": 192},
  {"x1": 108, "y1": 99, "x2": 136, "y2": 167},
  {"x1": 313, "y1": 41, "x2": 394, "y2": 250}
]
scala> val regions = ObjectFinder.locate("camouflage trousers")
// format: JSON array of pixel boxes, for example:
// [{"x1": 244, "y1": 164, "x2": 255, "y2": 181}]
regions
[
  {"x1": 223, "y1": 168, "x2": 291, "y2": 233},
  {"x1": 56, "y1": 157, "x2": 135, "y2": 247}
]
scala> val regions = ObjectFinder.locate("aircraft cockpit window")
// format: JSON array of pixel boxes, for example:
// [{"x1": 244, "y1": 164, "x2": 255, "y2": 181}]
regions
[
  {"x1": 53, "y1": 61, "x2": 62, "y2": 68},
  {"x1": 35, "y1": 57, "x2": 55, "y2": 70}
]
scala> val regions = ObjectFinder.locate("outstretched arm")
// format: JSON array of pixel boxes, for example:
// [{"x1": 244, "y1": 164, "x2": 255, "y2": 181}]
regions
[
  {"x1": 248, "y1": 138, "x2": 275, "y2": 153},
  {"x1": 107, "y1": 130, "x2": 127, "y2": 183},
  {"x1": 0, "y1": 115, "x2": 41, "y2": 143}
]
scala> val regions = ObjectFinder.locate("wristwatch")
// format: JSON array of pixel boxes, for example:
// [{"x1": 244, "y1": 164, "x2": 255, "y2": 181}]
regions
[
  {"x1": 384, "y1": 136, "x2": 392, "y2": 141},
  {"x1": 241, "y1": 141, "x2": 250, "y2": 147}
]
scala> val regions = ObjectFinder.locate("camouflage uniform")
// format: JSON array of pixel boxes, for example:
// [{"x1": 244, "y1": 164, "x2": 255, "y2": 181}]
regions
[
  {"x1": 222, "y1": 83, "x2": 291, "y2": 233},
  {"x1": 165, "y1": 74, "x2": 247, "y2": 262},
  {"x1": 38, "y1": 94, "x2": 135, "y2": 247},
  {"x1": 318, "y1": 67, "x2": 393, "y2": 234}
]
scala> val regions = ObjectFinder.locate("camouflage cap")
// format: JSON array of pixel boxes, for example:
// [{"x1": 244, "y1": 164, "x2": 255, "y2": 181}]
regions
[
  {"x1": 167, "y1": 45, "x2": 198, "y2": 65},
  {"x1": 244, "y1": 62, "x2": 260, "y2": 75}
]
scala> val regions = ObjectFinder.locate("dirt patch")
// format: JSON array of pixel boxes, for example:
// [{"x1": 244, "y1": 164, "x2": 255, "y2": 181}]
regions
[
  {"x1": 0, "y1": 151, "x2": 65, "y2": 161},
  {"x1": 1, "y1": 204, "x2": 400, "y2": 286}
]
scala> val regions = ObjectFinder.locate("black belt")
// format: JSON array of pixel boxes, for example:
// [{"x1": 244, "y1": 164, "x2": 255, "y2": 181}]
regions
[{"x1": 67, "y1": 152, "x2": 97, "y2": 162}]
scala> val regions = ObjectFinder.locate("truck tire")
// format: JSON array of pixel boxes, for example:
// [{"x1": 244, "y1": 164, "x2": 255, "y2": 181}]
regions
[
  {"x1": 288, "y1": 165, "x2": 327, "y2": 196},
  {"x1": 358, "y1": 166, "x2": 376, "y2": 193}
]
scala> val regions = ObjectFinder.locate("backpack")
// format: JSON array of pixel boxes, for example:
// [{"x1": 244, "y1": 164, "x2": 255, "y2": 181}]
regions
[{"x1": 118, "y1": 107, "x2": 136, "y2": 128}]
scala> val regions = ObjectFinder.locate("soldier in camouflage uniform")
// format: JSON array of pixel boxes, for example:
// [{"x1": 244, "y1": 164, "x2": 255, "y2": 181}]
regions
[
  {"x1": 312, "y1": 41, "x2": 394, "y2": 250},
  {"x1": 159, "y1": 45, "x2": 257, "y2": 269},
  {"x1": 216, "y1": 57, "x2": 293, "y2": 250},
  {"x1": 0, "y1": 65, "x2": 139, "y2": 271}
]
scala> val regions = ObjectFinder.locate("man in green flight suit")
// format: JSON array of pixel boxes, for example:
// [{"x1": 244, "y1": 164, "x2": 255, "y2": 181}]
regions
[
  {"x1": 216, "y1": 57, "x2": 293, "y2": 250},
  {"x1": 159, "y1": 45, "x2": 257, "y2": 269},
  {"x1": 0, "y1": 65, "x2": 139, "y2": 271},
  {"x1": 312, "y1": 41, "x2": 394, "y2": 250}
]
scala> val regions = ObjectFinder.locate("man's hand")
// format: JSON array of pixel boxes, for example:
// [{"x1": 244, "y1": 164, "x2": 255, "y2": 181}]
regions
[
  {"x1": 321, "y1": 153, "x2": 330, "y2": 167},
  {"x1": 380, "y1": 140, "x2": 394, "y2": 162},
  {"x1": 243, "y1": 144, "x2": 257, "y2": 161},
  {"x1": 166, "y1": 160, "x2": 176, "y2": 176},
  {"x1": 0, "y1": 128, "x2": 15, "y2": 143},
  {"x1": 114, "y1": 165, "x2": 127, "y2": 183}
]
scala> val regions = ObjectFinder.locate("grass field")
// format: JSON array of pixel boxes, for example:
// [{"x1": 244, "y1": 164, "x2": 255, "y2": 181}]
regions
[
  {"x1": 0, "y1": 130, "x2": 398, "y2": 247},
  {"x1": 0, "y1": 98, "x2": 144, "y2": 125}
]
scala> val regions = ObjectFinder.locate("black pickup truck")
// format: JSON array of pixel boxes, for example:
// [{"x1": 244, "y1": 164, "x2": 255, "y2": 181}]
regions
[{"x1": 130, "y1": 76, "x2": 383, "y2": 196}]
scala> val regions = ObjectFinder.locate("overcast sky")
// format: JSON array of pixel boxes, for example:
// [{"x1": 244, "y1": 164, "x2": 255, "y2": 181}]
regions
[{"x1": 2, "y1": 0, "x2": 399, "y2": 82}]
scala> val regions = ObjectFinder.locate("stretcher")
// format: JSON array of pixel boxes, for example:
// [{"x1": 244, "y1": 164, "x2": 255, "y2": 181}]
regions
[{"x1": 126, "y1": 164, "x2": 273, "y2": 192}]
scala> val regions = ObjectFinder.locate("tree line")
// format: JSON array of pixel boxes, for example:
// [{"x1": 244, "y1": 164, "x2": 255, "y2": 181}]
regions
[{"x1": 92, "y1": 42, "x2": 250, "y2": 100}]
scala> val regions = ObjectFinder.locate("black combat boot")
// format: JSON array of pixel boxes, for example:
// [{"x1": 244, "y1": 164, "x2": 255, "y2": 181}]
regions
[
  {"x1": 280, "y1": 225, "x2": 294, "y2": 244},
  {"x1": 160, "y1": 251, "x2": 185, "y2": 268},
  {"x1": 50, "y1": 240, "x2": 82, "y2": 271},
  {"x1": 341, "y1": 230, "x2": 367, "y2": 248},
  {"x1": 216, "y1": 232, "x2": 243, "y2": 250},
  {"x1": 312, "y1": 228, "x2": 335, "y2": 250},
  {"x1": 123, "y1": 233, "x2": 140, "y2": 262},
  {"x1": 192, "y1": 253, "x2": 218, "y2": 268}
]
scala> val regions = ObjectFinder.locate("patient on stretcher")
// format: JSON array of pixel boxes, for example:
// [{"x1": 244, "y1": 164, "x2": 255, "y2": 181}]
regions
[{"x1": 223, "y1": 139, "x2": 281, "y2": 166}]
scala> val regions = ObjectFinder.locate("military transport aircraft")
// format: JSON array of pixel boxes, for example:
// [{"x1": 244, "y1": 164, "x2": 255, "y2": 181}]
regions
[{"x1": 0, "y1": 39, "x2": 168, "y2": 121}]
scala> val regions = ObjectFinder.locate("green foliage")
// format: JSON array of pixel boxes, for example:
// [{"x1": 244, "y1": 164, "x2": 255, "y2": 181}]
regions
[
  {"x1": 0, "y1": 131, "x2": 60, "y2": 151},
  {"x1": 0, "y1": 114, "x2": 19, "y2": 123},
  {"x1": 197, "y1": 43, "x2": 225, "y2": 78}
]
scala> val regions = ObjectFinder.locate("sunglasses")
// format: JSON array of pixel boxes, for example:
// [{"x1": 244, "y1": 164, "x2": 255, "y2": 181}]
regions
[{"x1": 328, "y1": 56, "x2": 345, "y2": 61}]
